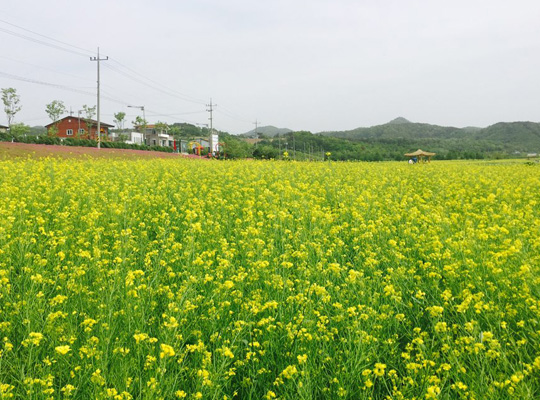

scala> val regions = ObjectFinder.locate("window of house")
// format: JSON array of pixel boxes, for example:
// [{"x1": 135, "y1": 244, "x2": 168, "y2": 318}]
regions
[
  {"x1": 78, "y1": 129, "x2": 85, "y2": 134},
  {"x1": 66, "y1": 129, "x2": 73, "y2": 136},
  {"x1": 152, "y1": 139, "x2": 156, "y2": 145}
]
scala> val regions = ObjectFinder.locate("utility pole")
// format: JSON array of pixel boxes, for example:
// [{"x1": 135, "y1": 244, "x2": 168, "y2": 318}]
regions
[
  {"x1": 90, "y1": 47, "x2": 108, "y2": 149},
  {"x1": 77, "y1": 110, "x2": 83, "y2": 135},
  {"x1": 206, "y1": 98, "x2": 216, "y2": 134},
  {"x1": 128, "y1": 105, "x2": 146, "y2": 144},
  {"x1": 253, "y1": 119, "x2": 259, "y2": 137}
]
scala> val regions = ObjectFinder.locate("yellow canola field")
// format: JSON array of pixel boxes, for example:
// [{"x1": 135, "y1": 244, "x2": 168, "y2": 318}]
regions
[{"x1": 0, "y1": 158, "x2": 539, "y2": 399}]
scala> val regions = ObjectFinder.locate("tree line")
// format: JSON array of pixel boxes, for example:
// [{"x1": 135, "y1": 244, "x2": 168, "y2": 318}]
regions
[{"x1": 1, "y1": 87, "x2": 526, "y2": 161}]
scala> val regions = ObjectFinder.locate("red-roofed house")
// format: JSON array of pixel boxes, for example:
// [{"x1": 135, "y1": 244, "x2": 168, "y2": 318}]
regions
[{"x1": 45, "y1": 116, "x2": 114, "y2": 140}]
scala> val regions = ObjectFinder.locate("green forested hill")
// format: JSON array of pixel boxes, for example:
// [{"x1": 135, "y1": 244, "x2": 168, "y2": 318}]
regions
[
  {"x1": 320, "y1": 119, "x2": 540, "y2": 152},
  {"x1": 478, "y1": 122, "x2": 540, "y2": 150}
]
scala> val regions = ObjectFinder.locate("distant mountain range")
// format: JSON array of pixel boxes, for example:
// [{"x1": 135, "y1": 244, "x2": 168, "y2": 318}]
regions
[
  {"x1": 240, "y1": 126, "x2": 292, "y2": 138},
  {"x1": 242, "y1": 118, "x2": 540, "y2": 152},
  {"x1": 319, "y1": 118, "x2": 540, "y2": 151},
  {"x1": 28, "y1": 118, "x2": 540, "y2": 154}
]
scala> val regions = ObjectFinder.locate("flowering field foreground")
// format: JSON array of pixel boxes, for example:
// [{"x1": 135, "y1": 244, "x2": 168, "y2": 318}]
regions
[{"x1": 0, "y1": 158, "x2": 539, "y2": 399}]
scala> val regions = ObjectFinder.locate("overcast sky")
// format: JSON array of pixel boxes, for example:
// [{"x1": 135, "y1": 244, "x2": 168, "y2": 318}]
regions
[{"x1": 2, "y1": 0, "x2": 540, "y2": 134}]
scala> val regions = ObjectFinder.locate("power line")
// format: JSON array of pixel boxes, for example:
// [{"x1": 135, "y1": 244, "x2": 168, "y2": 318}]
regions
[
  {"x1": 0, "y1": 71, "x2": 207, "y2": 127},
  {"x1": 143, "y1": 111, "x2": 206, "y2": 117},
  {"x1": 129, "y1": 105, "x2": 206, "y2": 126},
  {"x1": 0, "y1": 18, "x2": 94, "y2": 55},
  {"x1": 0, "y1": 70, "x2": 127, "y2": 106},
  {"x1": 108, "y1": 58, "x2": 206, "y2": 104},
  {"x1": 103, "y1": 63, "x2": 206, "y2": 105},
  {"x1": 0, "y1": 19, "x2": 253, "y2": 133},
  {"x1": 216, "y1": 104, "x2": 252, "y2": 123},
  {"x1": 219, "y1": 104, "x2": 250, "y2": 119},
  {"x1": 101, "y1": 112, "x2": 204, "y2": 126},
  {"x1": 0, "y1": 55, "x2": 94, "y2": 82},
  {"x1": 0, "y1": 71, "x2": 96, "y2": 95},
  {"x1": 216, "y1": 108, "x2": 252, "y2": 124},
  {"x1": 0, "y1": 19, "x2": 207, "y2": 107},
  {"x1": 0, "y1": 26, "x2": 91, "y2": 57},
  {"x1": 100, "y1": 88, "x2": 141, "y2": 105}
]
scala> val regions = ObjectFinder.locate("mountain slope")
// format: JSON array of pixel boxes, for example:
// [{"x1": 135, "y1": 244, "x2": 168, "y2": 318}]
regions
[
  {"x1": 320, "y1": 119, "x2": 540, "y2": 151},
  {"x1": 241, "y1": 126, "x2": 292, "y2": 137},
  {"x1": 478, "y1": 122, "x2": 540, "y2": 149}
]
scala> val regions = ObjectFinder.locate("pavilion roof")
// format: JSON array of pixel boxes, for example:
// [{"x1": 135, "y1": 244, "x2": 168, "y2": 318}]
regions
[{"x1": 404, "y1": 149, "x2": 436, "y2": 157}]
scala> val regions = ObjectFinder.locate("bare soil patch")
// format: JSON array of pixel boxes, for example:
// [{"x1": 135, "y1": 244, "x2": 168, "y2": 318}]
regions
[{"x1": 0, "y1": 142, "x2": 205, "y2": 160}]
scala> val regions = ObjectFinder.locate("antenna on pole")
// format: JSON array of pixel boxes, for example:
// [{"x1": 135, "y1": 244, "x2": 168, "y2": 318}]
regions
[{"x1": 90, "y1": 47, "x2": 108, "y2": 149}]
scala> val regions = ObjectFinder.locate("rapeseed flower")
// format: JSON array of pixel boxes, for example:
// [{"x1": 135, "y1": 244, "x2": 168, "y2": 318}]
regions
[
  {"x1": 55, "y1": 345, "x2": 71, "y2": 355},
  {"x1": 1, "y1": 157, "x2": 539, "y2": 398},
  {"x1": 160, "y1": 344, "x2": 175, "y2": 358}
]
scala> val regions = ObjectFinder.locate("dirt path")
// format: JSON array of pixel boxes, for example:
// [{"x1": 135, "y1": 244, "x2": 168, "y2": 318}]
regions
[{"x1": 0, "y1": 142, "x2": 207, "y2": 160}]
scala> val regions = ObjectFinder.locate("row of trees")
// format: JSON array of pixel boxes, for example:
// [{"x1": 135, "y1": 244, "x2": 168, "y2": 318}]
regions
[
  {"x1": 252, "y1": 132, "x2": 501, "y2": 161},
  {"x1": 2, "y1": 87, "x2": 523, "y2": 160},
  {"x1": 1, "y1": 88, "x2": 25, "y2": 137},
  {"x1": 1, "y1": 87, "x2": 132, "y2": 140},
  {"x1": 0, "y1": 88, "x2": 205, "y2": 147},
  {"x1": 0, "y1": 87, "x2": 240, "y2": 157}
]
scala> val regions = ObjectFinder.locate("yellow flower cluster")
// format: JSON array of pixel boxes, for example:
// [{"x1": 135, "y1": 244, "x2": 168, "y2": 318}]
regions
[{"x1": 0, "y1": 157, "x2": 538, "y2": 398}]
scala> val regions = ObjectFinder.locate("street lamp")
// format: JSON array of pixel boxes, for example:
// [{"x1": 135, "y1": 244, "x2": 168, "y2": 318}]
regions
[{"x1": 128, "y1": 105, "x2": 146, "y2": 132}]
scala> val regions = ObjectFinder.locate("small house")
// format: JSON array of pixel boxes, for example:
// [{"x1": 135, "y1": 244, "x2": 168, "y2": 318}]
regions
[
  {"x1": 124, "y1": 132, "x2": 145, "y2": 145},
  {"x1": 45, "y1": 116, "x2": 114, "y2": 140},
  {"x1": 134, "y1": 124, "x2": 174, "y2": 147}
]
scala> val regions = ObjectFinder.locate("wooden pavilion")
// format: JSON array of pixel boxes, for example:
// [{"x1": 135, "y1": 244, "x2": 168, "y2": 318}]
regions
[{"x1": 405, "y1": 149, "x2": 436, "y2": 163}]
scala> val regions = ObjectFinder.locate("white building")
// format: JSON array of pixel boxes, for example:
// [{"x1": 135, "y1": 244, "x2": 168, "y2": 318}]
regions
[{"x1": 125, "y1": 132, "x2": 145, "y2": 145}]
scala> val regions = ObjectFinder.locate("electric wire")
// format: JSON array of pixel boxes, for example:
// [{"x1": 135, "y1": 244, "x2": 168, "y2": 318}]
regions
[
  {"x1": 1, "y1": 70, "x2": 206, "y2": 126},
  {"x1": 109, "y1": 58, "x2": 207, "y2": 104},
  {"x1": 103, "y1": 63, "x2": 206, "y2": 105},
  {"x1": 0, "y1": 18, "x2": 94, "y2": 55},
  {"x1": 0, "y1": 71, "x2": 127, "y2": 106},
  {"x1": 216, "y1": 108, "x2": 252, "y2": 123},
  {"x1": 0, "y1": 20, "x2": 207, "y2": 108},
  {"x1": 0, "y1": 19, "x2": 252, "y2": 132},
  {"x1": 0, "y1": 55, "x2": 94, "y2": 82},
  {"x1": 0, "y1": 26, "x2": 91, "y2": 57}
]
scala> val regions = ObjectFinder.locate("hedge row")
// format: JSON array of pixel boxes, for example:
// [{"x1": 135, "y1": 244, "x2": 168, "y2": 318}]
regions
[{"x1": 0, "y1": 134, "x2": 174, "y2": 153}]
